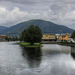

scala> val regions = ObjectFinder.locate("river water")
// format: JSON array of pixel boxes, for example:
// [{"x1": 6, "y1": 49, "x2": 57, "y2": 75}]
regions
[{"x1": 0, "y1": 42, "x2": 75, "y2": 75}]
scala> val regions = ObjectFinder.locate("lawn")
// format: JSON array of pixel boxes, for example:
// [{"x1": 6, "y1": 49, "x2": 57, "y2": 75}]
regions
[{"x1": 19, "y1": 42, "x2": 43, "y2": 47}]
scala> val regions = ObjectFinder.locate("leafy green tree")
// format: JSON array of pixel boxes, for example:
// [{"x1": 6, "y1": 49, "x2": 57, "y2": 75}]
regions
[
  {"x1": 71, "y1": 30, "x2": 75, "y2": 39},
  {"x1": 20, "y1": 25, "x2": 42, "y2": 45}
]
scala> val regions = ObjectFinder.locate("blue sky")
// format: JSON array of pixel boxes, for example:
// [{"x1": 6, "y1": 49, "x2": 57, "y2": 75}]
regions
[{"x1": 0, "y1": 0, "x2": 75, "y2": 29}]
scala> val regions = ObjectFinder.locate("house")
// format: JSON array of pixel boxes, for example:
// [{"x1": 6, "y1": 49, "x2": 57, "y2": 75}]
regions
[
  {"x1": 0, "y1": 35, "x2": 9, "y2": 41},
  {"x1": 58, "y1": 33, "x2": 71, "y2": 41},
  {"x1": 42, "y1": 34, "x2": 56, "y2": 41}
]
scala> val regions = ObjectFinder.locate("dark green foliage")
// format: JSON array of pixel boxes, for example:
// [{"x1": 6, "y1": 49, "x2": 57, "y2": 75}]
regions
[
  {"x1": 5, "y1": 37, "x2": 19, "y2": 41},
  {"x1": 12, "y1": 37, "x2": 19, "y2": 41},
  {"x1": 5, "y1": 37, "x2": 9, "y2": 41},
  {"x1": 69, "y1": 41, "x2": 73, "y2": 44},
  {"x1": 71, "y1": 30, "x2": 75, "y2": 39},
  {"x1": 59, "y1": 40, "x2": 73, "y2": 44},
  {"x1": 20, "y1": 25, "x2": 42, "y2": 45}
]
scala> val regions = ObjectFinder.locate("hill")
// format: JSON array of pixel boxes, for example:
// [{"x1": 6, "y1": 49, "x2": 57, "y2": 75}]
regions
[
  {"x1": 0, "y1": 26, "x2": 8, "y2": 34},
  {"x1": 1, "y1": 19, "x2": 73, "y2": 36}
]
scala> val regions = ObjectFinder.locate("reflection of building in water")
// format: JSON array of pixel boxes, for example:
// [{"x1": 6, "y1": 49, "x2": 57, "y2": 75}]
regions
[
  {"x1": 60, "y1": 46, "x2": 70, "y2": 54},
  {"x1": 71, "y1": 47, "x2": 75, "y2": 59},
  {"x1": 22, "y1": 47, "x2": 42, "y2": 68}
]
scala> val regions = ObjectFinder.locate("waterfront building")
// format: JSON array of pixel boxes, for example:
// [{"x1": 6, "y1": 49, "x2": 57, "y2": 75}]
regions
[
  {"x1": 42, "y1": 33, "x2": 56, "y2": 41},
  {"x1": 0, "y1": 35, "x2": 9, "y2": 41},
  {"x1": 58, "y1": 33, "x2": 71, "y2": 41}
]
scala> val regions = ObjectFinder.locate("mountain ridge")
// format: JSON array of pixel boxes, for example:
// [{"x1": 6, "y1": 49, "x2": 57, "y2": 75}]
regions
[
  {"x1": 0, "y1": 19, "x2": 74, "y2": 36},
  {"x1": 0, "y1": 26, "x2": 8, "y2": 34}
]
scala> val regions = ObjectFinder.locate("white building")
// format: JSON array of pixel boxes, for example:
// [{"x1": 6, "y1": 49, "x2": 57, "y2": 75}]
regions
[{"x1": 71, "y1": 38, "x2": 75, "y2": 43}]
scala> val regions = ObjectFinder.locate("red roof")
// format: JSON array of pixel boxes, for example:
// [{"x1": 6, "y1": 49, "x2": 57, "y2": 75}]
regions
[{"x1": 0, "y1": 36, "x2": 9, "y2": 38}]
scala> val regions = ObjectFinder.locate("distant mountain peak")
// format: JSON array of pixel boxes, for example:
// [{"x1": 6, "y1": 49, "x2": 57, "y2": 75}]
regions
[{"x1": 0, "y1": 19, "x2": 73, "y2": 36}]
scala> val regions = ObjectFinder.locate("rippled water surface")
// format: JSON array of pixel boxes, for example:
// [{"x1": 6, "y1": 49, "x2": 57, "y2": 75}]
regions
[{"x1": 0, "y1": 42, "x2": 75, "y2": 75}]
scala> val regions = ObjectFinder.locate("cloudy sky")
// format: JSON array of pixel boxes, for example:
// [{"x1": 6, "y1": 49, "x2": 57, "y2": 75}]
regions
[{"x1": 0, "y1": 0, "x2": 75, "y2": 29}]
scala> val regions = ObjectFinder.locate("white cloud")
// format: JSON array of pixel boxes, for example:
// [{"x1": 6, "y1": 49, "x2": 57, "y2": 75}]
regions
[
  {"x1": 0, "y1": 0, "x2": 75, "y2": 29},
  {"x1": 0, "y1": 7, "x2": 43, "y2": 27}
]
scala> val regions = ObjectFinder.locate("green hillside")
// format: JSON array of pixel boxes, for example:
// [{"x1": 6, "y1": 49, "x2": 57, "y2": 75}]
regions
[{"x1": 1, "y1": 19, "x2": 73, "y2": 36}]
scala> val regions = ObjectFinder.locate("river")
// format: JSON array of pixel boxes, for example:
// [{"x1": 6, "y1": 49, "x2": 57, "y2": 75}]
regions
[{"x1": 0, "y1": 42, "x2": 75, "y2": 75}]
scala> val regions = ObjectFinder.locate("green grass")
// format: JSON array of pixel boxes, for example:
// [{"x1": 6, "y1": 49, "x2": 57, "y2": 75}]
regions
[{"x1": 19, "y1": 42, "x2": 43, "y2": 47}]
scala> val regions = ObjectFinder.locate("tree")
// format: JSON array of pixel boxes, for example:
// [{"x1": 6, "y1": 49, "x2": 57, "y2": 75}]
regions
[
  {"x1": 71, "y1": 30, "x2": 75, "y2": 39},
  {"x1": 20, "y1": 25, "x2": 42, "y2": 45}
]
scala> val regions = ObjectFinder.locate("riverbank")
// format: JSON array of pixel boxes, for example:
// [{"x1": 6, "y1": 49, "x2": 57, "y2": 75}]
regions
[
  {"x1": 57, "y1": 41, "x2": 75, "y2": 47},
  {"x1": 19, "y1": 42, "x2": 43, "y2": 47},
  {"x1": 41, "y1": 41, "x2": 57, "y2": 44},
  {"x1": 58, "y1": 43, "x2": 75, "y2": 47},
  {"x1": 41, "y1": 41, "x2": 75, "y2": 47}
]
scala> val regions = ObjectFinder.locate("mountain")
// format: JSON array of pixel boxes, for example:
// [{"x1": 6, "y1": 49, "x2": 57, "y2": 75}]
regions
[
  {"x1": 0, "y1": 26, "x2": 8, "y2": 34},
  {"x1": 1, "y1": 19, "x2": 74, "y2": 36}
]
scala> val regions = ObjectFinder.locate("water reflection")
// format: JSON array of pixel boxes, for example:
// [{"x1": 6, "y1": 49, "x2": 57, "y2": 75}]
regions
[
  {"x1": 71, "y1": 47, "x2": 75, "y2": 59},
  {"x1": 42, "y1": 44, "x2": 70, "y2": 56},
  {"x1": 1, "y1": 42, "x2": 75, "y2": 75},
  {"x1": 22, "y1": 47, "x2": 42, "y2": 68}
]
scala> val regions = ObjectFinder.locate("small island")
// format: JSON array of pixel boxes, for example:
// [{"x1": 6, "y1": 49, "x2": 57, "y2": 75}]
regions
[
  {"x1": 19, "y1": 43, "x2": 42, "y2": 47},
  {"x1": 19, "y1": 25, "x2": 42, "y2": 47}
]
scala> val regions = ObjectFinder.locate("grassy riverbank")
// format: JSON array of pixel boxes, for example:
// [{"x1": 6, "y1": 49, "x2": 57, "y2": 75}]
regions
[
  {"x1": 19, "y1": 42, "x2": 43, "y2": 47},
  {"x1": 41, "y1": 41, "x2": 75, "y2": 47},
  {"x1": 58, "y1": 43, "x2": 75, "y2": 47},
  {"x1": 58, "y1": 41, "x2": 75, "y2": 47},
  {"x1": 41, "y1": 41, "x2": 57, "y2": 44}
]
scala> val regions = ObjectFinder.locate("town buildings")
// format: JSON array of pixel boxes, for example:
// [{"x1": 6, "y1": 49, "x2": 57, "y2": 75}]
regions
[
  {"x1": 42, "y1": 34, "x2": 56, "y2": 41},
  {"x1": 0, "y1": 35, "x2": 9, "y2": 41},
  {"x1": 42, "y1": 33, "x2": 75, "y2": 43},
  {"x1": 58, "y1": 33, "x2": 71, "y2": 41}
]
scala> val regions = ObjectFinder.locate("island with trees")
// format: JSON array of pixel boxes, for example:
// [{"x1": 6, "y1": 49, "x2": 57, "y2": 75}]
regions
[{"x1": 19, "y1": 25, "x2": 42, "y2": 47}]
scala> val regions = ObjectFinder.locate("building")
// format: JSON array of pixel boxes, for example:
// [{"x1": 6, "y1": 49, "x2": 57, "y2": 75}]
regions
[
  {"x1": 69, "y1": 38, "x2": 75, "y2": 43},
  {"x1": 58, "y1": 33, "x2": 71, "y2": 41},
  {"x1": 0, "y1": 35, "x2": 9, "y2": 41},
  {"x1": 42, "y1": 34, "x2": 56, "y2": 41}
]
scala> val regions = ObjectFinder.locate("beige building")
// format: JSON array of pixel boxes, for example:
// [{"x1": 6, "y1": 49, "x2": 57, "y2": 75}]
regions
[{"x1": 42, "y1": 34, "x2": 56, "y2": 41}]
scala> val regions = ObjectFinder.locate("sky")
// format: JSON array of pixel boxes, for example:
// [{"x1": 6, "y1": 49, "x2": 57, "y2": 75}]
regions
[{"x1": 0, "y1": 0, "x2": 75, "y2": 29}]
